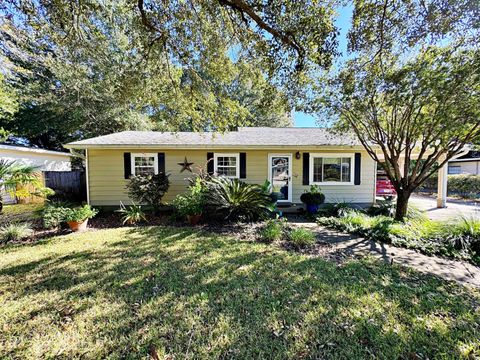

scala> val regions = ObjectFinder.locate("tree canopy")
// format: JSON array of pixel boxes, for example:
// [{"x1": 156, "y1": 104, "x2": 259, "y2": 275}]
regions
[{"x1": 0, "y1": 0, "x2": 341, "y2": 148}]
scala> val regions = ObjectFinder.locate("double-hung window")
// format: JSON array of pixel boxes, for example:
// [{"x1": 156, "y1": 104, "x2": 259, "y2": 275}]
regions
[
  {"x1": 214, "y1": 153, "x2": 239, "y2": 178},
  {"x1": 310, "y1": 154, "x2": 354, "y2": 185},
  {"x1": 131, "y1": 153, "x2": 158, "y2": 176}
]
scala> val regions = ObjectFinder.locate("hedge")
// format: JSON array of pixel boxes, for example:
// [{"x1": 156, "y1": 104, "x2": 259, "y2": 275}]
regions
[{"x1": 418, "y1": 174, "x2": 480, "y2": 198}]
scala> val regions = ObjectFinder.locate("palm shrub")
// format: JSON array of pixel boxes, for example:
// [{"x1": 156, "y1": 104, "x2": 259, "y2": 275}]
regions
[
  {"x1": 0, "y1": 222, "x2": 33, "y2": 243},
  {"x1": 204, "y1": 177, "x2": 275, "y2": 222},
  {"x1": 125, "y1": 173, "x2": 170, "y2": 214},
  {"x1": 0, "y1": 160, "x2": 50, "y2": 213}
]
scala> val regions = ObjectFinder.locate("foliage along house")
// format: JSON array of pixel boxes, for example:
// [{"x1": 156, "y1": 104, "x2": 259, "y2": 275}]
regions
[{"x1": 65, "y1": 127, "x2": 377, "y2": 209}]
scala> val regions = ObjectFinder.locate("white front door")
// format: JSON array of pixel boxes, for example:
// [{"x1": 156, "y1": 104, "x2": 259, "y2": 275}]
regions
[{"x1": 268, "y1": 154, "x2": 292, "y2": 203}]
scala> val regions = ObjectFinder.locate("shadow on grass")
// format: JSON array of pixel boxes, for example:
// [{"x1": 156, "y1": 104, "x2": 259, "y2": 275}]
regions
[{"x1": 1, "y1": 226, "x2": 479, "y2": 359}]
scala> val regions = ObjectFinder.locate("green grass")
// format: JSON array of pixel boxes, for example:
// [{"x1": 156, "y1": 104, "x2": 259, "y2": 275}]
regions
[
  {"x1": 1, "y1": 204, "x2": 43, "y2": 225},
  {"x1": 1, "y1": 227, "x2": 479, "y2": 359}
]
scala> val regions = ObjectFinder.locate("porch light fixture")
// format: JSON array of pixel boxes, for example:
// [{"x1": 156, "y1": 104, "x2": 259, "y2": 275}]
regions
[{"x1": 295, "y1": 151, "x2": 301, "y2": 160}]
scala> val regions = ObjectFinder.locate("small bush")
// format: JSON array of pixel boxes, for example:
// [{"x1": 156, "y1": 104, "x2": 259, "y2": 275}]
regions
[
  {"x1": 287, "y1": 228, "x2": 316, "y2": 249},
  {"x1": 40, "y1": 202, "x2": 71, "y2": 229},
  {"x1": 172, "y1": 177, "x2": 205, "y2": 218},
  {"x1": 116, "y1": 202, "x2": 147, "y2": 225},
  {"x1": 0, "y1": 222, "x2": 33, "y2": 243},
  {"x1": 126, "y1": 173, "x2": 170, "y2": 214},
  {"x1": 258, "y1": 218, "x2": 285, "y2": 243},
  {"x1": 317, "y1": 201, "x2": 354, "y2": 217}
]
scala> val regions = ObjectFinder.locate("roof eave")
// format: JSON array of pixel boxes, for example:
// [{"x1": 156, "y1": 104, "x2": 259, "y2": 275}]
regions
[{"x1": 64, "y1": 143, "x2": 372, "y2": 150}]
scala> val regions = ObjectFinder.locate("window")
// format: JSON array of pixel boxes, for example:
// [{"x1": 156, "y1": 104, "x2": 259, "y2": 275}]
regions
[
  {"x1": 214, "y1": 153, "x2": 239, "y2": 178},
  {"x1": 448, "y1": 165, "x2": 461, "y2": 175},
  {"x1": 131, "y1": 153, "x2": 158, "y2": 176},
  {"x1": 310, "y1": 154, "x2": 353, "y2": 184}
]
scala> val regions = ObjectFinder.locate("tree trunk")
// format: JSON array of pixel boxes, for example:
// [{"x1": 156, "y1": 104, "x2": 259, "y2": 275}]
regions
[{"x1": 395, "y1": 190, "x2": 411, "y2": 221}]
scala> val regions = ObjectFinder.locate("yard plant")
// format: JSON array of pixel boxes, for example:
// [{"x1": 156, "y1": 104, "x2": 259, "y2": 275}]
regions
[
  {"x1": 0, "y1": 222, "x2": 33, "y2": 243},
  {"x1": 126, "y1": 173, "x2": 170, "y2": 215},
  {"x1": 204, "y1": 177, "x2": 275, "y2": 222},
  {"x1": 116, "y1": 202, "x2": 147, "y2": 225},
  {"x1": 318, "y1": 210, "x2": 480, "y2": 264}
]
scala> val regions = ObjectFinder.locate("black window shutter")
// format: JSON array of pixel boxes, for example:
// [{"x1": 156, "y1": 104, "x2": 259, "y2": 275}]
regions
[
  {"x1": 354, "y1": 153, "x2": 361, "y2": 185},
  {"x1": 207, "y1": 152, "x2": 214, "y2": 175},
  {"x1": 302, "y1": 153, "x2": 310, "y2": 185},
  {"x1": 123, "y1": 153, "x2": 131, "y2": 179},
  {"x1": 239, "y1": 153, "x2": 246, "y2": 179},
  {"x1": 158, "y1": 153, "x2": 165, "y2": 174}
]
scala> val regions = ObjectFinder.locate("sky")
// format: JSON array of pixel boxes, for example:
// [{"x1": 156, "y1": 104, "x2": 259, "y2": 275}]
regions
[{"x1": 293, "y1": 5, "x2": 353, "y2": 127}]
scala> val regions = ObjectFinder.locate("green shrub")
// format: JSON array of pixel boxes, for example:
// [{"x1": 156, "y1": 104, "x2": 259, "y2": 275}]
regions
[
  {"x1": 258, "y1": 218, "x2": 285, "y2": 243},
  {"x1": 126, "y1": 173, "x2": 170, "y2": 214},
  {"x1": 287, "y1": 228, "x2": 316, "y2": 249},
  {"x1": 116, "y1": 202, "x2": 147, "y2": 225},
  {"x1": 317, "y1": 201, "x2": 354, "y2": 217},
  {"x1": 0, "y1": 222, "x2": 33, "y2": 243},
  {"x1": 420, "y1": 174, "x2": 480, "y2": 199},
  {"x1": 172, "y1": 177, "x2": 205, "y2": 218},
  {"x1": 448, "y1": 175, "x2": 480, "y2": 197},
  {"x1": 40, "y1": 202, "x2": 71, "y2": 229},
  {"x1": 64, "y1": 205, "x2": 98, "y2": 222},
  {"x1": 204, "y1": 177, "x2": 274, "y2": 222}
]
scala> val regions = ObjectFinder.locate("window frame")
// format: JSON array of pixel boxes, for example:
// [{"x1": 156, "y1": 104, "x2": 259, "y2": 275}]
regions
[
  {"x1": 131, "y1": 153, "x2": 158, "y2": 176},
  {"x1": 214, "y1": 153, "x2": 240, "y2": 179},
  {"x1": 309, "y1": 153, "x2": 355, "y2": 185},
  {"x1": 448, "y1": 165, "x2": 461, "y2": 175}
]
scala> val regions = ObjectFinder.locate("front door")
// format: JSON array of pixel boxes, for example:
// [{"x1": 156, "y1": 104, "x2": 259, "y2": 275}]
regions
[{"x1": 268, "y1": 154, "x2": 292, "y2": 203}]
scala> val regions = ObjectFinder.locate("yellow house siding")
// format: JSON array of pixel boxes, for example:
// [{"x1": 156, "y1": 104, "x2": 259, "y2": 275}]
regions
[{"x1": 87, "y1": 148, "x2": 375, "y2": 206}]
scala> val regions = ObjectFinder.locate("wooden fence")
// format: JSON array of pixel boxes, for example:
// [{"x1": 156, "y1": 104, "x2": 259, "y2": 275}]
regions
[{"x1": 44, "y1": 171, "x2": 87, "y2": 202}]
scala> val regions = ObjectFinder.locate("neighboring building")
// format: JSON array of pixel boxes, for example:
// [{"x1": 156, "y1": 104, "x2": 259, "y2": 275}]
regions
[
  {"x1": 0, "y1": 144, "x2": 72, "y2": 204},
  {"x1": 447, "y1": 151, "x2": 480, "y2": 175},
  {"x1": 65, "y1": 127, "x2": 377, "y2": 208}
]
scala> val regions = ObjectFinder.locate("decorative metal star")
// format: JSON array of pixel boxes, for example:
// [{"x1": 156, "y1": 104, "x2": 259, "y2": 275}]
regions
[{"x1": 178, "y1": 157, "x2": 194, "y2": 173}]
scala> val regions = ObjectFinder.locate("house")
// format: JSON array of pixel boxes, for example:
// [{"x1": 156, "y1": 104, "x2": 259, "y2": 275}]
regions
[
  {"x1": 64, "y1": 127, "x2": 377, "y2": 208},
  {"x1": 0, "y1": 144, "x2": 72, "y2": 204},
  {"x1": 447, "y1": 151, "x2": 480, "y2": 175}
]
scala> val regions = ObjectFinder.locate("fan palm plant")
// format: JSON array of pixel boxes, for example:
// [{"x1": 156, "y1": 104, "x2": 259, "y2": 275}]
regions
[
  {"x1": 204, "y1": 177, "x2": 275, "y2": 222},
  {"x1": 0, "y1": 160, "x2": 43, "y2": 213}
]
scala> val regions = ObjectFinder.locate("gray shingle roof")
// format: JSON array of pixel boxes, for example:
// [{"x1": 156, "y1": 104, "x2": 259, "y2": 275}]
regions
[{"x1": 65, "y1": 127, "x2": 363, "y2": 149}]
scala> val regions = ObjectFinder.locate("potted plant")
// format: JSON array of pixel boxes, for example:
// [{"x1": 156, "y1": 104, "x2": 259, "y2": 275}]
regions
[
  {"x1": 64, "y1": 204, "x2": 98, "y2": 231},
  {"x1": 172, "y1": 192, "x2": 204, "y2": 225},
  {"x1": 300, "y1": 185, "x2": 325, "y2": 214}
]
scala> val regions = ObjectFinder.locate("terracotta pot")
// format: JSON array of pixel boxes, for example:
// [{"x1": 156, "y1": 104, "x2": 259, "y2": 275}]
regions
[
  {"x1": 67, "y1": 219, "x2": 89, "y2": 232},
  {"x1": 187, "y1": 214, "x2": 202, "y2": 225}
]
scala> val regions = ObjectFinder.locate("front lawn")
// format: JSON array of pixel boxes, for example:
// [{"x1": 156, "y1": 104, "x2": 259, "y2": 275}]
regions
[{"x1": 0, "y1": 227, "x2": 479, "y2": 359}]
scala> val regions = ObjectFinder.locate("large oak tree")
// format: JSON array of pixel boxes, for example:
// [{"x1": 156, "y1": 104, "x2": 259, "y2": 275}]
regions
[{"x1": 0, "y1": 0, "x2": 339, "y2": 148}]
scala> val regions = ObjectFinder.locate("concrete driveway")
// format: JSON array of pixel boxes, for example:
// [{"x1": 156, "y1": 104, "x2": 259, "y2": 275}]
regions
[{"x1": 410, "y1": 194, "x2": 480, "y2": 221}]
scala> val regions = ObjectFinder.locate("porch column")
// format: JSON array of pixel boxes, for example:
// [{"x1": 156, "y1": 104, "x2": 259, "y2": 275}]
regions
[{"x1": 437, "y1": 160, "x2": 448, "y2": 208}]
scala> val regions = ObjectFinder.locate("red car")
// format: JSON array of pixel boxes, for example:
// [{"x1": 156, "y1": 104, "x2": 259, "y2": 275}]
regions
[{"x1": 376, "y1": 178, "x2": 397, "y2": 197}]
